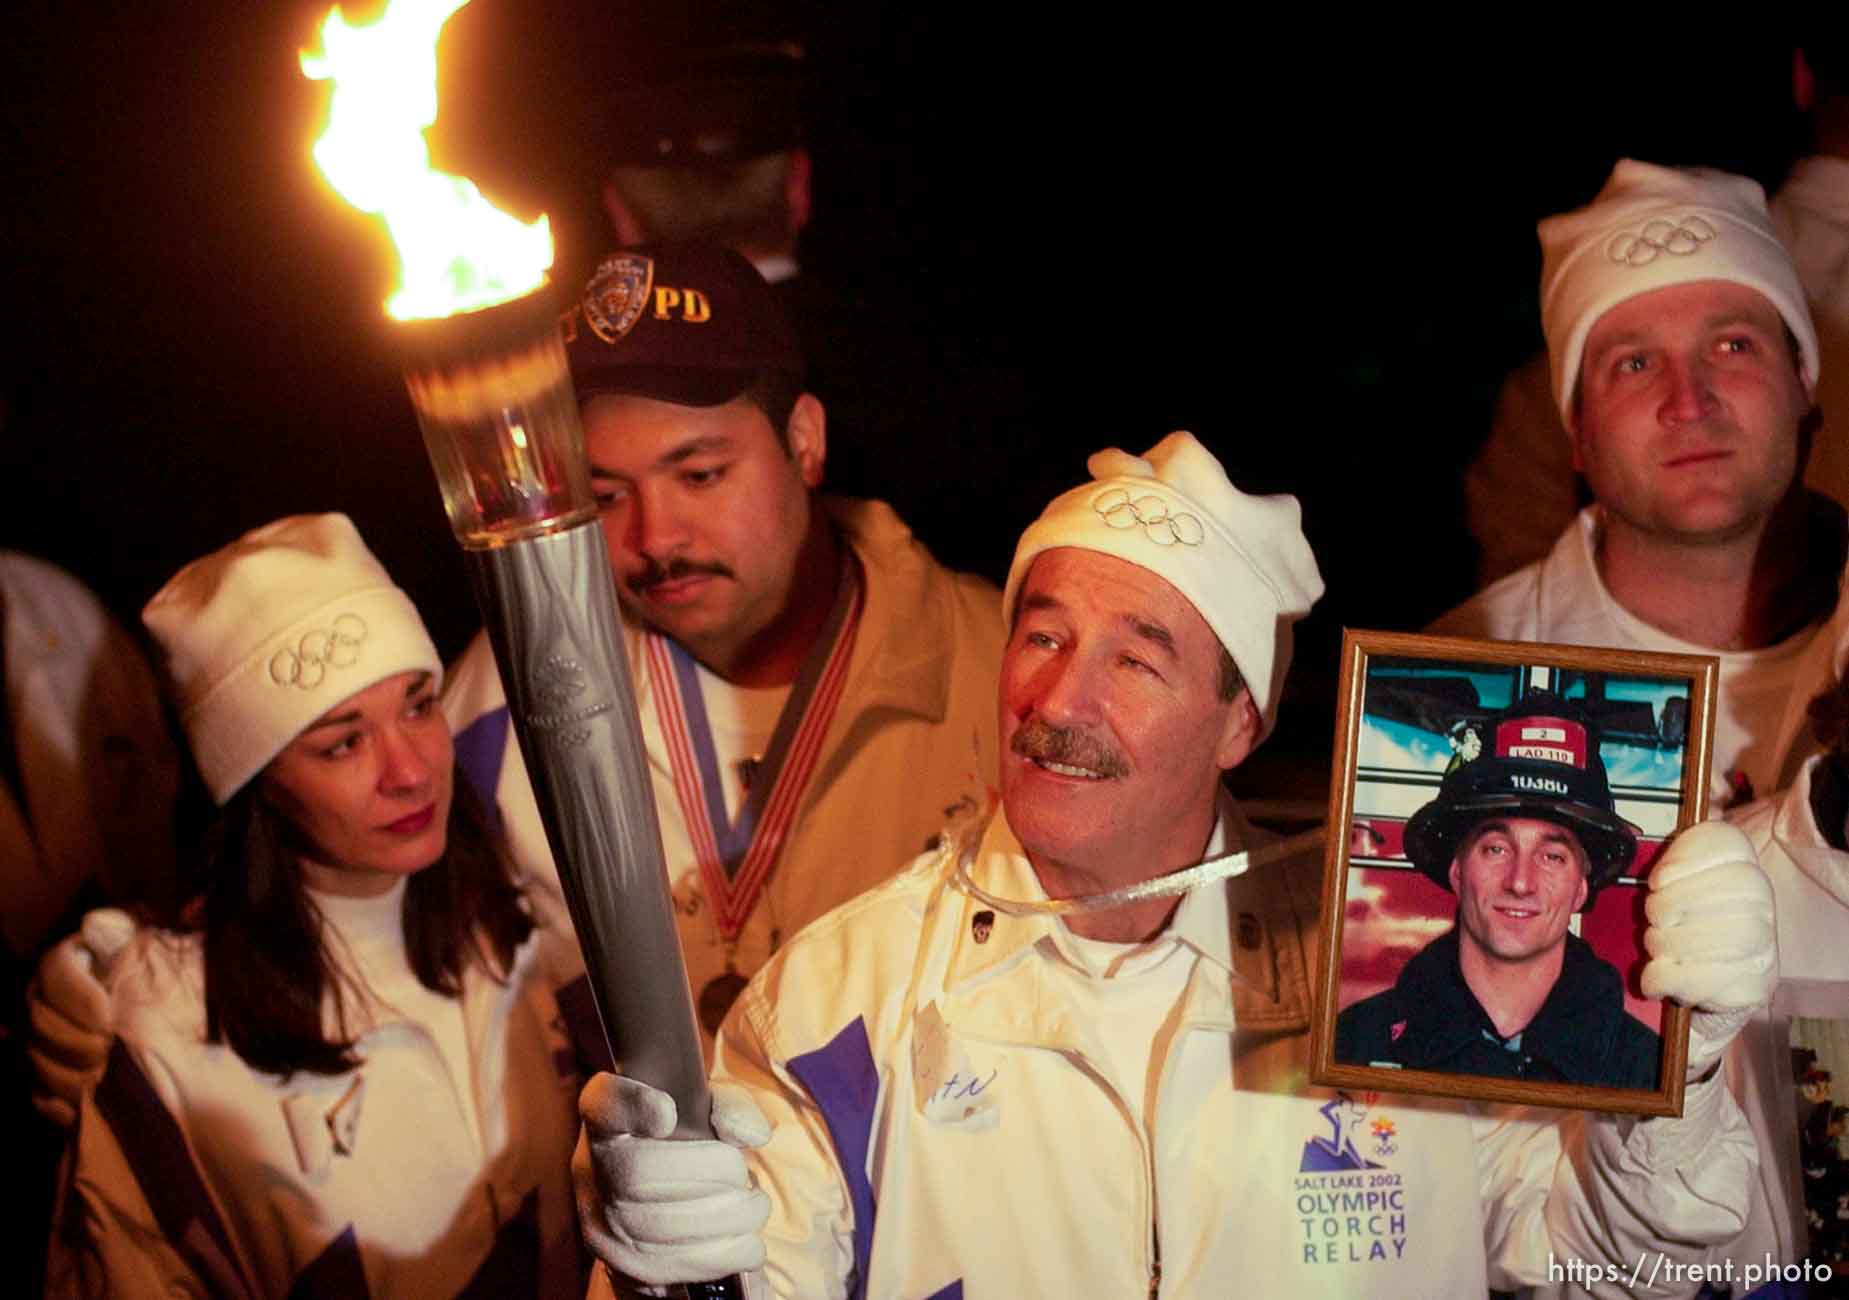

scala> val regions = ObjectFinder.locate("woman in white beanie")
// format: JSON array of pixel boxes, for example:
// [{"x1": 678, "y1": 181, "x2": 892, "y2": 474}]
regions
[{"x1": 45, "y1": 515, "x2": 586, "y2": 1298}]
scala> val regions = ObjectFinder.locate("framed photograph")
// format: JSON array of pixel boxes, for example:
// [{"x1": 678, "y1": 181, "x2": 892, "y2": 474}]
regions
[{"x1": 1310, "y1": 630, "x2": 1719, "y2": 1116}]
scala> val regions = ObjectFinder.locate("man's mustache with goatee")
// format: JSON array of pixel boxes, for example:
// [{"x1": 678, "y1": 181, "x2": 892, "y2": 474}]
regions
[{"x1": 1011, "y1": 718, "x2": 1129, "y2": 778}]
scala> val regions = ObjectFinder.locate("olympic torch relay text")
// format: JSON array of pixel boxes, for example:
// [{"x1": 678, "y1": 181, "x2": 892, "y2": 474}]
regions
[{"x1": 1547, "y1": 1252, "x2": 1834, "y2": 1290}]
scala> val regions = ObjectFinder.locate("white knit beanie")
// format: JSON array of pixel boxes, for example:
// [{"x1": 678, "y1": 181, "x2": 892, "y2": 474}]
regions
[
  {"x1": 142, "y1": 514, "x2": 443, "y2": 804},
  {"x1": 1540, "y1": 158, "x2": 1818, "y2": 425},
  {"x1": 1003, "y1": 432, "x2": 1324, "y2": 738}
]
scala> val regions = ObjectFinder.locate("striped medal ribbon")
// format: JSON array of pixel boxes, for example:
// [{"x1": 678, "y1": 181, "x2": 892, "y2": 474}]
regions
[{"x1": 644, "y1": 554, "x2": 865, "y2": 950}]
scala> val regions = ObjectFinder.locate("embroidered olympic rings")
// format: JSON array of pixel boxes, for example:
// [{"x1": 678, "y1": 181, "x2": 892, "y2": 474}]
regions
[
  {"x1": 269, "y1": 614, "x2": 368, "y2": 690},
  {"x1": 1092, "y1": 488, "x2": 1205, "y2": 547},
  {"x1": 1605, "y1": 216, "x2": 1717, "y2": 267}
]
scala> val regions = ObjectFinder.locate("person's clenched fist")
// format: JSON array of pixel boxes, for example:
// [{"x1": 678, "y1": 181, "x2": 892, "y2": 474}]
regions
[{"x1": 1641, "y1": 821, "x2": 1776, "y2": 1080}]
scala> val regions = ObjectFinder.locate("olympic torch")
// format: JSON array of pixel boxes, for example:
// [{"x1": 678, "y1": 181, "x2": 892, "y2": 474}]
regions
[{"x1": 301, "y1": 5, "x2": 738, "y2": 1296}]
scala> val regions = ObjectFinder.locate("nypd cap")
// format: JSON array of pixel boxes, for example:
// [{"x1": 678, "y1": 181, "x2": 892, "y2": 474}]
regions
[{"x1": 563, "y1": 244, "x2": 803, "y2": 407}]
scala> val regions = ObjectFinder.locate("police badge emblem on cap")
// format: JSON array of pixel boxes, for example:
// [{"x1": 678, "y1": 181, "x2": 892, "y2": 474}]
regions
[{"x1": 582, "y1": 252, "x2": 655, "y2": 344}]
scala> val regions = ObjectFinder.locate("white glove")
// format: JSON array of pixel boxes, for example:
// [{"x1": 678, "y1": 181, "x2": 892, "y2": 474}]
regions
[
  {"x1": 27, "y1": 909, "x2": 136, "y2": 1127},
  {"x1": 575, "y1": 1072, "x2": 773, "y2": 1293},
  {"x1": 1641, "y1": 821, "x2": 1777, "y2": 1082}
]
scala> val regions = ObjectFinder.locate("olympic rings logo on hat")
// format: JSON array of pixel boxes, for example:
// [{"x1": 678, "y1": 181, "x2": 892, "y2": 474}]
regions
[
  {"x1": 268, "y1": 614, "x2": 368, "y2": 691},
  {"x1": 1605, "y1": 215, "x2": 1717, "y2": 267},
  {"x1": 1092, "y1": 488, "x2": 1205, "y2": 547}
]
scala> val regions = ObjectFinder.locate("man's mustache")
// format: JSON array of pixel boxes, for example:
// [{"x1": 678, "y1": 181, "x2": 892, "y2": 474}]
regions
[
  {"x1": 1011, "y1": 718, "x2": 1129, "y2": 779},
  {"x1": 626, "y1": 556, "x2": 734, "y2": 597}
]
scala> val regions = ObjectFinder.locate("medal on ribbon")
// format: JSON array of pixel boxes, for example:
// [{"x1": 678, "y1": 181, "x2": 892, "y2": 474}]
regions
[{"x1": 645, "y1": 554, "x2": 864, "y2": 1033}]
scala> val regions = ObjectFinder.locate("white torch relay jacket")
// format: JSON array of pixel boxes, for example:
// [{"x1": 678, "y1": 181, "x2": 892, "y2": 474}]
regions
[
  {"x1": 699, "y1": 802, "x2": 1759, "y2": 1299},
  {"x1": 45, "y1": 910, "x2": 589, "y2": 1298},
  {"x1": 441, "y1": 496, "x2": 1004, "y2": 1055}
]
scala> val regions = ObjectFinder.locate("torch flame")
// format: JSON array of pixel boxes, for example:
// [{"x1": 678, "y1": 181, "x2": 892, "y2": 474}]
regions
[{"x1": 301, "y1": 0, "x2": 551, "y2": 321}]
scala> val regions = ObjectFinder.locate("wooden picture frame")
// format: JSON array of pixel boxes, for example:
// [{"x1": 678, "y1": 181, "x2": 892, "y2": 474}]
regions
[{"x1": 1310, "y1": 630, "x2": 1719, "y2": 1117}]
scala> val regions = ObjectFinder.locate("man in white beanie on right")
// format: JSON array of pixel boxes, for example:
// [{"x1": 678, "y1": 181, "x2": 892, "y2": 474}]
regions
[
  {"x1": 1437, "y1": 159, "x2": 1847, "y2": 815},
  {"x1": 572, "y1": 433, "x2": 1779, "y2": 1298},
  {"x1": 1439, "y1": 159, "x2": 1849, "y2": 1289}
]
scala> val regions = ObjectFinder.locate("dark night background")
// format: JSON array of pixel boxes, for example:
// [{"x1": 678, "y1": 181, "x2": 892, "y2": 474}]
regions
[{"x1": 0, "y1": 9, "x2": 1809, "y2": 792}]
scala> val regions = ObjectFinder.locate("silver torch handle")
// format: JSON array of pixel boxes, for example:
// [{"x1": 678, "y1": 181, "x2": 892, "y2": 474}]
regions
[
  {"x1": 401, "y1": 290, "x2": 743, "y2": 1300},
  {"x1": 465, "y1": 524, "x2": 710, "y2": 1122}
]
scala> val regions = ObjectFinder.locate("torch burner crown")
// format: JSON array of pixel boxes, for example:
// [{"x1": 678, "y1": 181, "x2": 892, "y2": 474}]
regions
[{"x1": 399, "y1": 286, "x2": 595, "y2": 547}]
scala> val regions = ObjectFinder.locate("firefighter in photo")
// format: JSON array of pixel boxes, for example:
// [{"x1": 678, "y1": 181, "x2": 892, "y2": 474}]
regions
[{"x1": 1335, "y1": 692, "x2": 1659, "y2": 1088}]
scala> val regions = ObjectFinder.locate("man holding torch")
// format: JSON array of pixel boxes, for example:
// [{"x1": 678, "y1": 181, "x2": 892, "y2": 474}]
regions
[{"x1": 577, "y1": 434, "x2": 1780, "y2": 1298}]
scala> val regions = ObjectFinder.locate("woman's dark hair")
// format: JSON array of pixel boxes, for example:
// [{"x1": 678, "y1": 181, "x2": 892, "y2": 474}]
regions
[{"x1": 192, "y1": 768, "x2": 532, "y2": 1078}]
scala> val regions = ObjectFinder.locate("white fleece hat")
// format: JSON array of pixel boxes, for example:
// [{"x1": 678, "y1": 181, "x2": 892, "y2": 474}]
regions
[
  {"x1": 142, "y1": 514, "x2": 443, "y2": 804},
  {"x1": 1003, "y1": 431, "x2": 1324, "y2": 738},
  {"x1": 1540, "y1": 158, "x2": 1818, "y2": 425}
]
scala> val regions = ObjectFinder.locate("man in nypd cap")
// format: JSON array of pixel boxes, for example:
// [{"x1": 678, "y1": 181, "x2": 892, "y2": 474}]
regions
[
  {"x1": 442, "y1": 243, "x2": 1002, "y2": 1047},
  {"x1": 574, "y1": 434, "x2": 1783, "y2": 1297},
  {"x1": 1335, "y1": 692, "x2": 1660, "y2": 1089}
]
